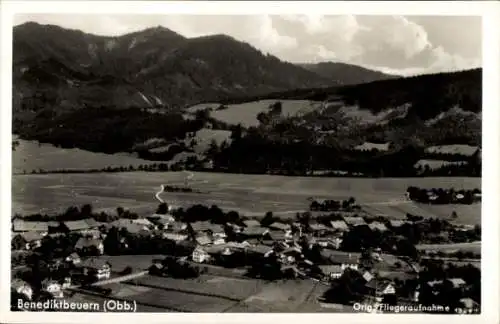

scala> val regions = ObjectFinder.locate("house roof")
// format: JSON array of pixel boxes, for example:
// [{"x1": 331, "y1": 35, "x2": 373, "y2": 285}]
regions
[
  {"x1": 110, "y1": 220, "x2": 149, "y2": 234},
  {"x1": 330, "y1": 220, "x2": 349, "y2": 231},
  {"x1": 84, "y1": 218, "x2": 100, "y2": 228},
  {"x1": 80, "y1": 257, "x2": 110, "y2": 269},
  {"x1": 448, "y1": 278, "x2": 466, "y2": 288},
  {"x1": 75, "y1": 237, "x2": 102, "y2": 249},
  {"x1": 17, "y1": 231, "x2": 44, "y2": 242},
  {"x1": 268, "y1": 222, "x2": 291, "y2": 231},
  {"x1": 12, "y1": 220, "x2": 48, "y2": 232},
  {"x1": 164, "y1": 233, "x2": 188, "y2": 241},
  {"x1": 321, "y1": 250, "x2": 360, "y2": 265},
  {"x1": 64, "y1": 220, "x2": 92, "y2": 231},
  {"x1": 131, "y1": 218, "x2": 154, "y2": 226},
  {"x1": 242, "y1": 226, "x2": 268, "y2": 236},
  {"x1": 247, "y1": 244, "x2": 273, "y2": 255},
  {"x1": 318, "y1": 265, "x2": 343, "y2": 274},
  {"x1": 243, "y1": 219, "x2": 261, "y2": 227},
  {"x1": 190, "y1": 221, "x2": 213, "y2": 232},
  {"x1": 343, "y1": 217, "x2": 367, "y2": 226},
  {"x1": 309, "y1": 223, "x2": 330, "y2": 232},
  {"x1": 169, "y1": 221, "x2": 188, "y2": 232},
  {"x1": 195, "y1": 235, "x2": 212, "y2": 246},
  {"x1": 368, "y1": 222, "x2": 388, "y2": 232},
  {"x1": 389, "y1": 220, "x2": 408, "y2": 227},
  {"x1": 204, "y1": 245, "x2": 229, "y2": 254}
]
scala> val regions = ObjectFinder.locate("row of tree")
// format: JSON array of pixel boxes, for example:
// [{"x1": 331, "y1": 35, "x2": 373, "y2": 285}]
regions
[{"x1": 406, "y1": 186, "x2": 481, "y2": 204}]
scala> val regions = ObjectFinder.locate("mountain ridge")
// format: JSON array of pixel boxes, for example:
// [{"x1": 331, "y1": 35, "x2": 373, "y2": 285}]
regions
[{"x1": 13, "y1": 22, "x2": 397, "y2": 113}]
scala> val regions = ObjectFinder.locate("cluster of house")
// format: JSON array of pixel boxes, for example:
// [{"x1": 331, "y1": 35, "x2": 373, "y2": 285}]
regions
[{"x1": 11, "y1": 211, "x2": 479, "y2": 312}]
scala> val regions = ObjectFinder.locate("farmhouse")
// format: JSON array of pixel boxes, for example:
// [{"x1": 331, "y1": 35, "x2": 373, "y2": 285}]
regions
[
  {"x1": 195, "y1": 235, "x2": 212, "y2": 246},
  {"x1": 318, "y1": 265, "x2": 343, "y2": 280},
  {"x1": 321, "y1": 250, "x2": 360, "y2": 271},
  {"x1": 12, "y1": 279, "x2": 33, "y2": 300},
  {"x1": 246, "y1": 244, "x2": 274, "y2": 257},
  {"x1": 163, "y1": 232, "x2": 189, "y2": 242},
  {"x1": 343, "y1": 216, "x2": 367, "y2": 227},
  {"x1": 12, "y1": 220, "x2": 48, "y2": 233},
  {"x1": 241, "y1": 226, "x2": 269, "y2": 238},
  {"x1": 365, "y1": 279, "x2": 396, "y2": 302},
  {"x1": 12, "y1": 232, "x2": 44, "y2": 250},
  {"x1": 192, "y1": 246, "x2": 211, "y2": 263},
  {"x1": 42, "y1": 279, "x2": 63, "y2": 298},
  {"x1": 330, "y1": 220, "x2": 349, "y2": 232},
  {"x1": 79, "y1": 258, "x2": 112, "y2": 280},
  {"x1": 63, "y1": 219, "x2": 97, "y2": 233},
  {"x1": 75, "y1": 237, "x2": 104, "y2": 255}
]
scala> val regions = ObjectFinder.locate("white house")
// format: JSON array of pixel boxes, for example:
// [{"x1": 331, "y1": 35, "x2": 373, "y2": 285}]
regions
[
  {"x1": 192, "y1": 246, "x2": 211, "y2": 263},
  {"x1": 42, "y1": 279, "x2": 63, "y2": 298},
  {"x1": 318, "y1": 265, "x2": 343, "y2": 280},
  {"x1": 12, "y1": 279, "x2": 33, "y2": 300},
  {"x1": 80, "y1": 258, "x2": 112, "y2": 280}
]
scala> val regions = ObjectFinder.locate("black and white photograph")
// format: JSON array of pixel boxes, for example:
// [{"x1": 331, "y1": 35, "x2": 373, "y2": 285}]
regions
[{"x1": 1, "y1": 1, "x2": 499, "y2": 323}]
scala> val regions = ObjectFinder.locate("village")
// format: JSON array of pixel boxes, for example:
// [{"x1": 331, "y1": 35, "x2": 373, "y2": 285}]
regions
[{"x1": 11, "y1": 193, "x2": 481, "y2": 314}]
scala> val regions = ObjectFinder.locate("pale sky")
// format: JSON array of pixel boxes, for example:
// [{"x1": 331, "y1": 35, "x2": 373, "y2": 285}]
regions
[{"x1": 14, "y1": 14, "x2": 482, "y2": 76}]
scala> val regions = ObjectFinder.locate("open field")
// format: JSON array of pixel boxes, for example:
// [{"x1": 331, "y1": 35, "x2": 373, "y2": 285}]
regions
[
  {"x1": 416, "y1": 241, "x2": 481, "y2": 254},
  {"x1": 12, "y1": 137, "x2": 156, "y2": 174},
  {"x1": 186, "y1": 99, "x2": 321, "y2": 127},
  {"x1": 190, "y1": 128, "x2": 232, "y2": 154},
  {"x1": 12, "y1": 172, "x2": 480, "y2": 224},
  {"x1": 126, "y1": 274, "x2": 264, "y2": 301}
]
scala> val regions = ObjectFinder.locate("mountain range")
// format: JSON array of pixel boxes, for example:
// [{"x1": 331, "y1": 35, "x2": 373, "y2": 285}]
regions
[{"x1": 13, "y1": 22, "x2": 398, "y2": 114}]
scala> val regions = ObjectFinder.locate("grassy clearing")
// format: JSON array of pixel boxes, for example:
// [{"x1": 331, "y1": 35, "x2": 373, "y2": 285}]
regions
[
  {"x1": 189, "y1": 128, "x2": 232, "y2": 154},
  {"x1": 186, "y1": 99, "x2": 321, "y2": 127},
  {"x1": 414, "y1": 159, "x2": 467, "y2": 170},
  {"x1": 425, "y1": 144, "x2": 479, "y2": 156},
  {"x1": 241, "y1": 279, "x2": 320, "y2": 312},
  {"x1": 416, "y1": 241, "x2": 481, "y2": 254},
  {"x1": 12, "y1": 172, "x2": 480, "y2": 224},
  {"x1": 12, "y1": 137, "x2": 155, "y2": 174},
  {"x1": 127, "y1": 274, "x2": 264, "y2": 301}
]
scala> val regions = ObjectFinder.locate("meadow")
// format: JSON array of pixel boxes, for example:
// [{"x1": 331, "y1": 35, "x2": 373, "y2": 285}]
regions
[
  {"x1": 12, "y1": 137, "x2": 154, "y2": 174},
  {"x1": 186, "y1": 99, "x2": 321, "y2": 127},
  {"x1": 12, "y1": 171, "x2": 481, "y2": 225}
]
